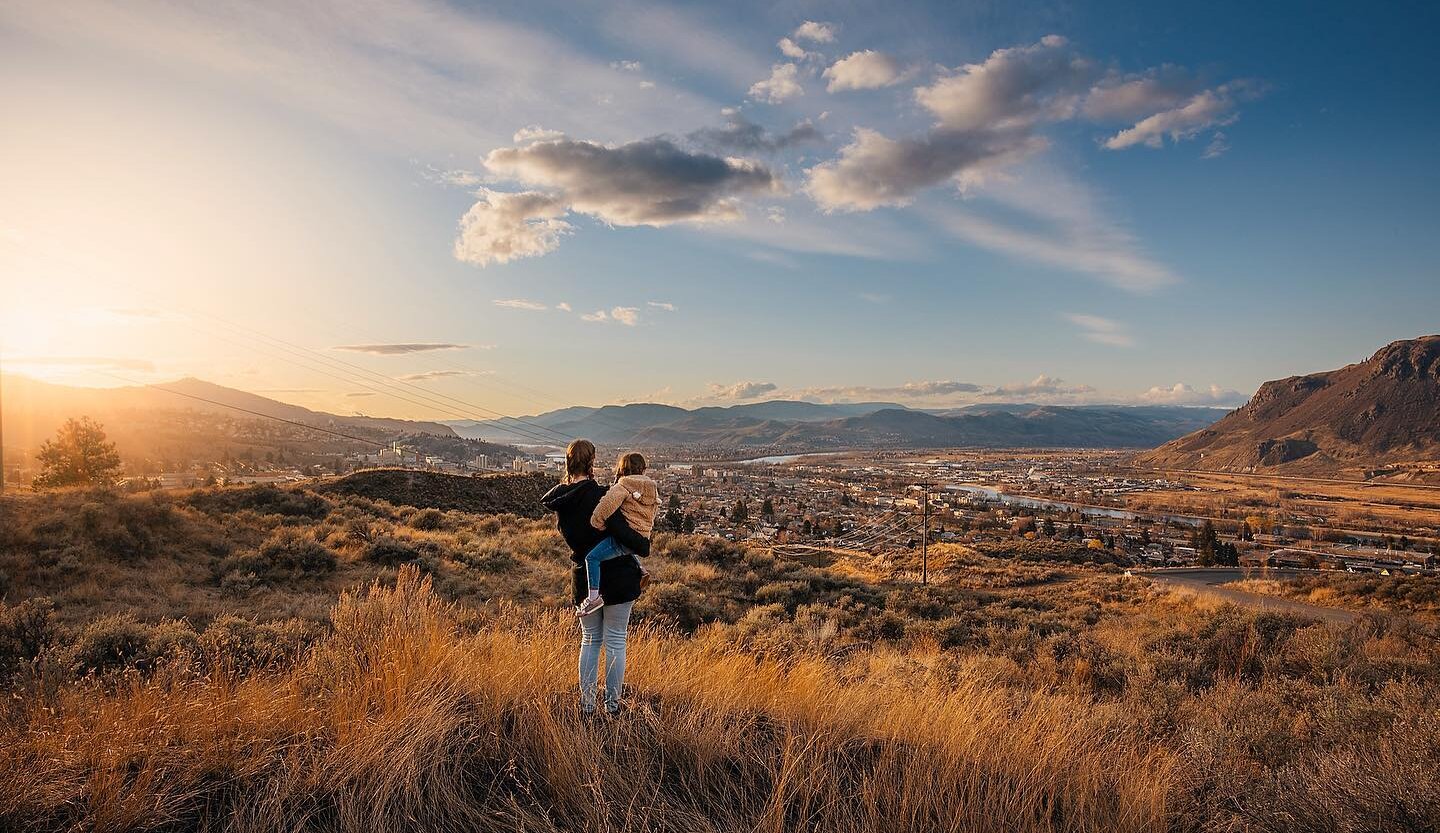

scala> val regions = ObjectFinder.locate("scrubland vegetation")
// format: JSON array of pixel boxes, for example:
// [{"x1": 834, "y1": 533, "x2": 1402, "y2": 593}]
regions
[
  {"x1": 1228, "y1": 572, "x2": 1440, "y2": 616},
  {"x1": 2, "y1": 482, "x2": 1439, "y2": 831}
]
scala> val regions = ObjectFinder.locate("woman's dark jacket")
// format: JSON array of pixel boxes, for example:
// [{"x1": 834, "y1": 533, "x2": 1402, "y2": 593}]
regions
[{"x1": 541, "y1": 478, "x2": 649, "y2": 607}]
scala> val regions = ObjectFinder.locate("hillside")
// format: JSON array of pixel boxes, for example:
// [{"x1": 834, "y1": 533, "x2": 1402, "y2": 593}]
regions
[
  {"x1": 1, "y1": 374, "x2": 469, "y2": 482},
  {"x1": 1136, "y1": 335, "x2": 1440, "y2": 476},
  {"x1": 312, "y1": 469, "x2": 552, "y2": 516},
  {"x1": 451, "y1": 399, "x2": 1228, "y2": 451},
  {"x1": 0, "y1": 479, "x2": 1436, "y2": 831}
]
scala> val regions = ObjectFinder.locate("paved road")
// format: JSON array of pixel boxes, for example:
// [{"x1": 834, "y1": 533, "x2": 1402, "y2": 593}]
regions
[{"x1": 1141, "y1": 568, "x2": 1360, "y2": 625}]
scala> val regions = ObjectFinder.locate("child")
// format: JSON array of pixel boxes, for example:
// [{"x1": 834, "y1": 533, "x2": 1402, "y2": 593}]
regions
[{"x1": 577, "y1": 451, "x2": 657, "y2": 616}]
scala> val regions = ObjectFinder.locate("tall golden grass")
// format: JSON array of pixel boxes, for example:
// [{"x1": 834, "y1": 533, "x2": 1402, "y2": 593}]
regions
[{"x1": 0, "y1": 566, "x2": 1175, "y2": 833}]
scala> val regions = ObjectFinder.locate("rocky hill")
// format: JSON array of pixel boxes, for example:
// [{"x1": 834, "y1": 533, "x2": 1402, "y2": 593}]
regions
[{"x1": 1135, "y1": 335, "x2": 1440, "y2": 476}]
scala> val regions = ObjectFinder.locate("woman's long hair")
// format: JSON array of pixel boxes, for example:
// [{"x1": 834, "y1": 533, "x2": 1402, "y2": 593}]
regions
[{"x1": 565, "y1": 439, "x2": 596, "y2": 483}]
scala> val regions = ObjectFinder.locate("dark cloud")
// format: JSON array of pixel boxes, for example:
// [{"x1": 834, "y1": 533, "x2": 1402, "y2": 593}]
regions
[
  {"x1": 687, "y1": 114, "x2": 821, "y2": 154},
  {"x1": 484, "y1": 135, "x2": 778, "y2": 226}
]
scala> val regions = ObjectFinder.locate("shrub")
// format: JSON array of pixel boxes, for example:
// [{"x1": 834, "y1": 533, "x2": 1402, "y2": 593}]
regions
[
  {"x1": 855, "y1": 609, "x2": 907, "y2": 642},
  {"x1": 407, "y1": 508, "x2": 448, "y2": 531},
  {"x1": 199, "y1": 616, "x2": 318, "y2": 672},
  {"x1": 66, "y1": 614, "x2": 154, "y2": 675},
  {"x1": 455, "y1": 539, "x2": 519, "y2": 572},
  {"x1": 643, "y1": 585, "x2": 719, "y2": 633},
  {"x1": 187, "y1": 485, "x2": 330, "y2": 519},
  {"x1": 0, "y1": 597, "x2": 63, "y2": 677},
  {"x1": 754, "y1": 580, "x2": 813, "y2": 610},
  {"x1": 364, "y1": 536, "x2": 421, "y2": 567},
  {"x1": 218, "y1": 529, "x2": 337, "y2": 589}
]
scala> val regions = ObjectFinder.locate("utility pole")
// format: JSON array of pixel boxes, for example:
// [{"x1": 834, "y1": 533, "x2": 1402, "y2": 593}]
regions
[{"x1": 920, "y1": 482, "x2": 931, "y2": 585}]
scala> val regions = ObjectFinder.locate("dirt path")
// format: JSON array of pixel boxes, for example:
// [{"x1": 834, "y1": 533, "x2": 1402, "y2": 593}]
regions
[{"x1": 1142, "y1": 568, "x2": 1360, "y2": 625}]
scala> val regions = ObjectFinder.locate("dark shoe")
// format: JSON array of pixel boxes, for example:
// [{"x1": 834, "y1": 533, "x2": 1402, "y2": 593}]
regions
[{"x1": 576, "y1": 596, "x2": 606, "y2": 617}]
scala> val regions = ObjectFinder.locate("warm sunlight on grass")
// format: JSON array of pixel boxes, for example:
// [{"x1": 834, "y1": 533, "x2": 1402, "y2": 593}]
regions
[{"x1": 0, "y1": 567, "x2": 1173, "y2": 833}]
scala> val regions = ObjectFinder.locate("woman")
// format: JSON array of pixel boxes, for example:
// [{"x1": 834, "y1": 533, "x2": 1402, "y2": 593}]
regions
[{"x1": 540, "y1": 438, "x2": 650, "y2": 714}]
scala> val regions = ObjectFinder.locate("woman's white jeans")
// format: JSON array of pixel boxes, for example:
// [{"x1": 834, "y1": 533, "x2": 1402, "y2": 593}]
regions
[{"x1": 578, "y1": 599, "x2": 634, "y2": 712}]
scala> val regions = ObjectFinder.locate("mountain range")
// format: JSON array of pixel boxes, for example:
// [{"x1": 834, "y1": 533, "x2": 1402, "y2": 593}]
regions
[
  {"x1": 1135, "y1": 335, "x2": 1440, "y2": 476},
  {"x1": 446, "y1": 400, "x2": 1232, "y2": 451}
]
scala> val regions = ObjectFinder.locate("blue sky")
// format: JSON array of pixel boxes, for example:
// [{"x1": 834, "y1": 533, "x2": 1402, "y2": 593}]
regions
[{"x1": 2, "y1": 0, "x2": 1437, "y2": 418}]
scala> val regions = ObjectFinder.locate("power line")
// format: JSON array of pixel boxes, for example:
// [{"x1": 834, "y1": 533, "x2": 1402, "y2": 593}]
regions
[
  {"x1": 159, "y1": 312, "x2": 574, "y2": 447},
  {"x1": 98, "y1": 372, "x2": 394, "y2": 450},
  {"x1": 180, "y1": 307, "x2": 582, "y2": 445}
]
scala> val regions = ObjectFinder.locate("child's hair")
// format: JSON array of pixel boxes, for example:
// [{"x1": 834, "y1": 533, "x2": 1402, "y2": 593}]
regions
[
  {"x1": 614, "y1": 451, "x2": 647, "y2": 478},
  {"x1": 565, "y1": 439, "x2": 596, "y2": 482}
]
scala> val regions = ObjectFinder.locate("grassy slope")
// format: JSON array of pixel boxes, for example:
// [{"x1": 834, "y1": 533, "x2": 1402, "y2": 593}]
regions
[{"x1": 1, "y1": 483, "x2": 1438, "y2": 831}]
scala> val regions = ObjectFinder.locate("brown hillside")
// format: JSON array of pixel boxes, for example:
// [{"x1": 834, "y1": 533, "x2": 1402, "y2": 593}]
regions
[
  {"x1": 311, "y1": 470, "x2": 552, "y2": 516},
  {"x1": 1135, "y1": 335, "x2": 1440, "y2": 475}
]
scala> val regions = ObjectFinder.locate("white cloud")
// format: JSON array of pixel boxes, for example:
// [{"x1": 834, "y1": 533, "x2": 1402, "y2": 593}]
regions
[
  {"x1": 1082, "y1": 68, "x2": 1201, "y2": 121},
  {"x1": 748, "y1": 63, "x2": 804, "y2": 103},
  {"x1": 492, "y1": 298, "x2": 550, "y2": 311},
  {"x1": 638, "y1": 80, "x2": 655, "y2": 89},
  {"x1": 610, "y1": 306, "x2": 641, "y2": 326},
  {"x1": 1202, "y1": 131, "x2": 1230, "y2": 159},
  {"x1": 580, "y1": 309, "x2": 608, "y2": 322},
  {"x1": 1139, "y1": 382, "x2": 1246, "y2": 406},
  {"x1": 610, "y1": 60, "x2": 643, "y2": 72},
  {"x1": 647, "y1": 301, "x2": 676, "y2": 311},
  {"x1": 777, "y1": 37, "x2": 814, "y2": 60},
  {"x1": 793, "y1": 21, "x2": 838, "y2": 43},
  {"x1": 1104, "y1": 84, "x2": 1246, "y2": 150},
  {"x1": 786, "y1": 380, "x2": 983, "y2": 403},
  {"x1": 987, "y1": 374, "x2": 1096, "y2": 399},
  {"x1": 459, "y1": 134, "x2": 782, "y2": 264},
  {"x1": 823, "y1": 50, "x2": 903, "y2": 92},
  {"x1": 706, "y1": 380, "x2": 779, "y2": 400},
  {"x1": 454, "y1": 190, "x2": 571, "y2": 267},
  {"x1": 399, "y1": 369, "x2": 492, "y2": 381},
  {"x1": 5, "y1": 0, "x2": 720, "y2": 159},
  {"x1": 1063, "y1": 313, "x2": 1135, "y2": 347},
  {"x1": 915, "y1": 35, "x2": 1092, "y2": 131},
  {"x1": 513, "y1": 125, "x2": 565, "y2": 144},
  {"x1": 555, "y1": 301, "x2": 572, "y2": 312},
  {"x1": 807, "y1": 127, "x2": 1044, "y2": 211},
  {"x1": 927, "y1": 164, "x2": 1177, "y2": 292},
  {"x1": 803, "y1": 35, "x2": 1257, "y2": 230}
]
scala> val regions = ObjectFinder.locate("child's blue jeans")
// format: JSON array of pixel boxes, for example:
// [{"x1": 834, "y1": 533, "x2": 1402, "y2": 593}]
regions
[{"x1": 584, "y1": 536, "x2": 633, "y2": 592}]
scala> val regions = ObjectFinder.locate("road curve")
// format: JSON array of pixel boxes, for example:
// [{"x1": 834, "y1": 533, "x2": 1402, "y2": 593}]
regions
[{"x1": 1141, "y1": 568, "x2": 1360, "y2": 625}]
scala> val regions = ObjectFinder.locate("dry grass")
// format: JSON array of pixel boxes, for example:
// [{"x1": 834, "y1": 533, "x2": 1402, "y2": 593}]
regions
[
  {"x1": 0, "y1": 567, "x2": 1174, "y2": 833},
  {"x1": 4, "y1": 485, "x2": 1440, "y2": 831}
]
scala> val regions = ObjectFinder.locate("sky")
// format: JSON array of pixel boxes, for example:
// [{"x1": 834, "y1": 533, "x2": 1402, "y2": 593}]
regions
[{"x1": 2, "y1": 0, "x2": 1437, "y2": 420}]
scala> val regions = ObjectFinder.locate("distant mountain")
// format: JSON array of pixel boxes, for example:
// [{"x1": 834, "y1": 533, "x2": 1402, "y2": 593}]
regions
[
  {"x1": 445, "y1": 397, "x2": 1226, "y2": 451},
  {"x1": 444, "y1": 400, "x2": 905, "y2": 443},
  {"x1": 764, "y1": 405, "x2": 1227, "y2": 450},
  {"x1": 1, "y1": 374, "x2": 457, "y2": 454},
  {"x1": 1135, "y1": 335, "x2": 1440, "y2": 475}
]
